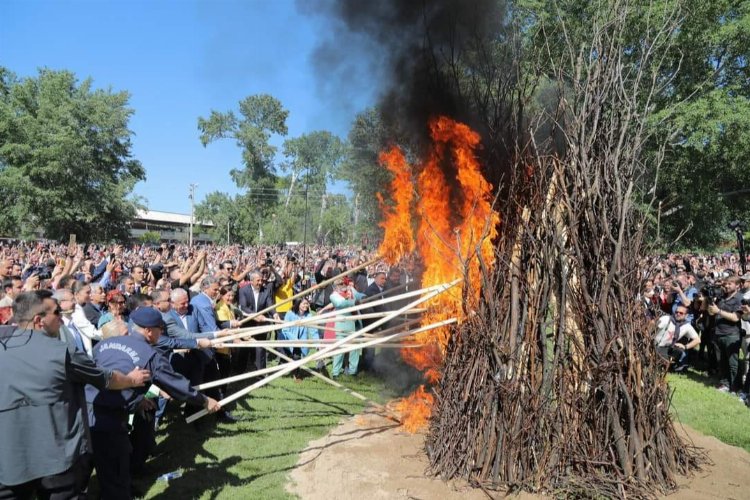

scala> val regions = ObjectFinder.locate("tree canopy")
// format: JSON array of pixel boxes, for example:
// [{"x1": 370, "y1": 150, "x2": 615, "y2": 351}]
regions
[{"x1": 0, "y1": 67, "x2": 144, "y2": 241}]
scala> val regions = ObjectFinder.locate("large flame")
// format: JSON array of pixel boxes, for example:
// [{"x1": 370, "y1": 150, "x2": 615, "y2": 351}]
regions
[
  {"x1": 376, "y1": 146, "x2": 415, "y2": 264},
  {"x1": 377, "y1": 116, "x2": 500, "y2": 431}
]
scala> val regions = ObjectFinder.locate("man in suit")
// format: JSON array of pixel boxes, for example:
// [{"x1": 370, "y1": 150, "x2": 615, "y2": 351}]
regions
[
  {"x1": 0, "y1": 291, "x2": 150, "y2": 498},
  {"x1": 189, "y1": 280, "x2": 241, "y2": 423},
  {"x1": 237, "y1": 271, "x2": 277, "y2": 374},
  {"x1": 83, "y1": 283, "x2": 106, "y2": 326}
]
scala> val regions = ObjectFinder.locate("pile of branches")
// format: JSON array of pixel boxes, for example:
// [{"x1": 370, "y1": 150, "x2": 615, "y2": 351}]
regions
[{"x1": 426, "y1": 2, "x2": 704, "y2": 498}]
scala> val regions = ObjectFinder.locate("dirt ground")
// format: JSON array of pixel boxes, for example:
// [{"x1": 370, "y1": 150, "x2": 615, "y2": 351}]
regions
[{"x1": 288, "y1": 408, "x2": 750, "y2": 500}]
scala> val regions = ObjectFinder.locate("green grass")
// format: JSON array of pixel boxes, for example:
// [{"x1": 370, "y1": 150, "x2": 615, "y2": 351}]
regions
[
  {"x1": 668, "y1": 371, "x2": 750, "y2": 453},
  {"x1": 128, "y1": 370, "x2": 398, "y2": 499}
]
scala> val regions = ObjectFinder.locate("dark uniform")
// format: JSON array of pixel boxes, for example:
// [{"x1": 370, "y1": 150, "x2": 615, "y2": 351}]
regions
[
  {"x1": 0, "y1": 325, "x2": 112, "y2": 499},
  {"x1": 86, "y1": 308, "x2": 207, "y2": 500}
]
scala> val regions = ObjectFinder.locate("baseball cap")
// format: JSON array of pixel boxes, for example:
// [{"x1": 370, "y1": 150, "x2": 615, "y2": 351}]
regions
[{"x1": 130, "y1": 307, "x2": 165, "y2": 329}]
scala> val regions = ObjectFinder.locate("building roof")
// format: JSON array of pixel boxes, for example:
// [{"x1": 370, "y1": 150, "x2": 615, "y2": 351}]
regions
[{"x1": 135, "y1": 209, "x2": 213, "y2": 227}]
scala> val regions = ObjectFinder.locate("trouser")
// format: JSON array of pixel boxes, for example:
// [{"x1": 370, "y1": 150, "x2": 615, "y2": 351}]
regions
[
  {"x1": 332, "y1": 332, "x2": 360, "y2": 376},
  {"x1": 91, "y1": 430, "x2": 131, "y2": 500},
  {"x1": 714, "y1": 334, "x2": 741, "y2": 390},
  {"x1": 230, "y1": 323, "x2": 265, "y2": 375},
  {"x1": 0, "y1": 454, "x2": 93, "y2": 500},
  {"x1": 130, "y1": 411, "x2": 156, "y2": 475}
]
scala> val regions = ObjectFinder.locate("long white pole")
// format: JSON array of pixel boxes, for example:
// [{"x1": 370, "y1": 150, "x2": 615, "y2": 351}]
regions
[
  {"x1": 186, "y1": 279, "x2": 460, "y2": 422},
  {"x1": 215, "y1": 282, "x2": 445, "y2": 345}
]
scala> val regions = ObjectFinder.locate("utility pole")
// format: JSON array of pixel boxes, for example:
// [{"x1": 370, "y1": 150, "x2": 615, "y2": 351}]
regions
[{"x1": 189, "y1": 183, "x2": 198, "y2": 247}]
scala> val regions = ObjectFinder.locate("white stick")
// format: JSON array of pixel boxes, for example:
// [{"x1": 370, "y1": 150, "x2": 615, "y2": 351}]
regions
[
  {"x1": 196, "y1": 317, "x2": 423, "y2": 391},
  {"x1": 214, "y1": 282, "x2": 447, "y2": 345},
  {"x1": 218, "y1": 342, "x2": 423, "y2": 349},
  {"x1": 186, "y1": 279, "x2": 461, "y2": 422}
]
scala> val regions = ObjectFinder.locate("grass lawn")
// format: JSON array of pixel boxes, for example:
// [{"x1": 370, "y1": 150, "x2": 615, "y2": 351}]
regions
[
  {"x1": 128, "y1": 370, "x2": 399, "y2": 499},
  {"x1": 668, "y1": 370, "x2": 750, "y2": 453}
]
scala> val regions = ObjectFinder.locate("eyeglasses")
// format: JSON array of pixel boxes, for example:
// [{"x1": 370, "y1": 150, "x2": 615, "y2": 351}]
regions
[
  {"x1": 675, "y1": 311, "x2": 687, "y2": 315},
  {"x1": 111, "y1": 300, "x2": 126, "y2": 305}
]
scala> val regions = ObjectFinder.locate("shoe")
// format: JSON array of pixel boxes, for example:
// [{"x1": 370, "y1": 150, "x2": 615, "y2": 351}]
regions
[
  {"x1": 738, "y1": 392, "x2": 748, "y2": 402},
  {"x1": 216, "y1": 410, "x2": 241, "y2": 423},
  {"x1": 717, "y1": 385, "x2": 731, "y2": 393},
  {"x1": 673, "y1": 364, "x2": 689, "y2": 373}
]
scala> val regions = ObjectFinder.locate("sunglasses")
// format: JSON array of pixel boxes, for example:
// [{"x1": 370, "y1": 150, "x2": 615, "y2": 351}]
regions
[{"x1": 52, "y1": 307, "x2": 62, "y2": 316}]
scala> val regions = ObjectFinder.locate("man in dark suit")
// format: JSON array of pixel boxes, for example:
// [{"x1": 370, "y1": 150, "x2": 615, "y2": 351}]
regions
[
  {"x1": 237, "y1": 271, "x2": 276, "y2": 374},
  {"x1": 152, "y1": 287, "x2": 238, "y2": 423}
]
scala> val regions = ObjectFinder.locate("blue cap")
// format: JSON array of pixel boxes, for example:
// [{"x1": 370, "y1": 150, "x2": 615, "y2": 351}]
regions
[{"x1": 130, "y1": 307, "x2": 165, "y2": 329}]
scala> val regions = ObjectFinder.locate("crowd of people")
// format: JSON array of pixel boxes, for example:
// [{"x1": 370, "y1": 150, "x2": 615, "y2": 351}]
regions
[
  {"x1": 0, "y1": 240, "x2": 415, "y2": 499},
  {"x1": 644, "y1": 252, "x2": 750, "y2": 401},
  {"x1": 4, "y1": 238, "x2": 749, "y2": 498}
]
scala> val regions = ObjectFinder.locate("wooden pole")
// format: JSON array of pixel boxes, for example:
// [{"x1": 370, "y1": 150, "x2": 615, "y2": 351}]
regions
[{"x1": 186, "y1": 280, "x2": 460, "y2": 422}]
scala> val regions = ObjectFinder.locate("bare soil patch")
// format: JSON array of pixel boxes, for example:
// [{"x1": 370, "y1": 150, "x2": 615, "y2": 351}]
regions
[{"x1": 288, "y1": 409, "x2": 750, "y2": 499}]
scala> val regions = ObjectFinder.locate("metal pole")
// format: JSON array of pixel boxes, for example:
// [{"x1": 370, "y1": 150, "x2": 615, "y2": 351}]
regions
[
  {"x1": 189, "y1": 183, "x2": 197, "y2": 247},
  {"x1": 303, "y1": 170, "x2": 309, "y2": 270}
]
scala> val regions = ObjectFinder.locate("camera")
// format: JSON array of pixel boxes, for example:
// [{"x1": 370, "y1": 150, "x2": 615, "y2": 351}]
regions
[
  {"x1": 31, "y1": 266, "x2": 52, "y2": 280},
  {"x1": 701, "y1": 285, "x2": 724, "y2": 304},
  {"x1": 741, "y1": 298, "x2": 750, "y2": 306}
]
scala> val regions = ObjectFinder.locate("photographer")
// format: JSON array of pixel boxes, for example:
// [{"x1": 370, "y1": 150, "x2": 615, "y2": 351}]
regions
[
  {"x1": 707, "y1": 276, "x2": 744, "y2": 392},
  {"x1": 667, "y1": 274, "x2": 698, "y2": 323},
  {"x1": 654, "y1": 305, "x2": 701, "y2": 371}
]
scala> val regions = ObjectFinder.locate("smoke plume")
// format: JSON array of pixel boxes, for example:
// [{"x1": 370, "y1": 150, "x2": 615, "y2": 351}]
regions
[{"x1": 304, "y1": 0, "x2": 518, "y2": 177}]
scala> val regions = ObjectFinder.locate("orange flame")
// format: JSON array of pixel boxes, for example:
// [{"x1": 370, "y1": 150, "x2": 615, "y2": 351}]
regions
[
  {"x1": 376, "y1": 116, "x2": 500, "y2": 431},
  {"x1": 376, "y1": 146, "x2": 416, "y2": 265},
  {"x1": 394, "y1": 385, "x2": 434, "y2": 432}
]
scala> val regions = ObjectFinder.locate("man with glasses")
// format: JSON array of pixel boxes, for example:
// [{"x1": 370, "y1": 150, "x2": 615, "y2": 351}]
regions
[
  {"x1": 0, "y1": 291, "x2": 150, "y2": 499},
  {"x1": 654, "y1": 304, "x2": 701, "y2": 372}
]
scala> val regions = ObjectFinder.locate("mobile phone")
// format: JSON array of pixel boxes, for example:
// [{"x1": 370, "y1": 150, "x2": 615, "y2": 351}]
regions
[{"x1": 69, "y1": 234, "x2": 76, "y2": 246}]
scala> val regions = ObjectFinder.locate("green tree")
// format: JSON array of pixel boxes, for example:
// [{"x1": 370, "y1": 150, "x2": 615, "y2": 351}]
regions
[
  {"x1": 198, "y1": 94, "x2": 289, "y2": 242},
  {"x1": 280, "y1": 131, "x2": 346, "y2": 242},
  {"x1": 0, "y1": 67, "x2": 145, "y2": 240},
  {"x1": 338, "y1": 108, "x2": 393, "y2": 245},
  {"x1": 193, "y1": 191, "x2": 247, "y2": 244},
  {"x1": 650, "y1": 0, "x2": 750, "y2": 247}
]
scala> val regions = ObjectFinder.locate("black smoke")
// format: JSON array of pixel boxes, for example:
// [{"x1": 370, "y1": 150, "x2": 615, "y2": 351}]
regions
[{"x1": 303, "y1": 0, "x2": 521, "y2": 182}]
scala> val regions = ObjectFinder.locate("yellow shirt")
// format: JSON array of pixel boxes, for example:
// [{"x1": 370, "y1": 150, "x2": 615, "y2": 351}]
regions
[
  {"x1": 274, "y1": 278, "x2": 294, "y2": 313},
  {"x1": 214, "y1": 301, "x2": 234, "y2": 355}
]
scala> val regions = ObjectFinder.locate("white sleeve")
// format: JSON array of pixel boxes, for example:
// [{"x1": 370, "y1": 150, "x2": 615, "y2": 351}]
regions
[{"x1": 73, "y1": 305, "x2": 103, "y2": 341}]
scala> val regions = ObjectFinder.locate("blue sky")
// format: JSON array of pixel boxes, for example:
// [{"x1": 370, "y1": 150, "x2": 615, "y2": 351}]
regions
[{"x1": 1, "y1": 0, "x2": 379, "y2": 213}]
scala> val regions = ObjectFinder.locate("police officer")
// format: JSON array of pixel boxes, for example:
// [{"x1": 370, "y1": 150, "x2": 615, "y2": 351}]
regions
[
  {"x1": 86, "y1": 307, "x2": 220, "y2": 500},
  {"x1": 0, "y1": 291, "x2": 150, "y2": 499}
]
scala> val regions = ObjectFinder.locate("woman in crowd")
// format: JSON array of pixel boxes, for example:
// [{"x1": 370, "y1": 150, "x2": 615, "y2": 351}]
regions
[
  {"x1": 329, "y1": 277, "x2": 366, "y2": 378},
  {"x1": 97, "y1": 290, "x2": 127, "y2": 328},
  {"x1": 214, "y1": 286, "x2": 237, "y2": 385},
  {"x1": 280, "y1": 298, "x2": 318, "y2": 362}
]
